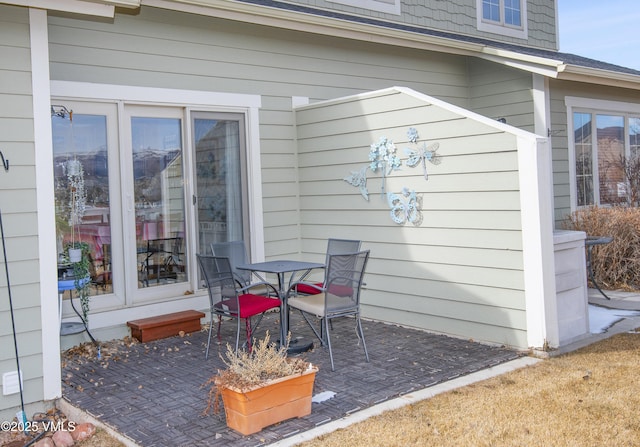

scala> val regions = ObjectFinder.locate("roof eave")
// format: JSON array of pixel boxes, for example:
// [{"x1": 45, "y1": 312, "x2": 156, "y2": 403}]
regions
[
  {"x1": 14, "y1": 0, "x2": 640, "y2": 90},
  {"x1": 151, "y1": 0, "x2": 640, "y2": 89},
  {"x1": 555, "y1": 64, "x2": 640, "y2": 91},
  {"x1": 144, "y1": 0, "x2": 485, "y2": 54}
]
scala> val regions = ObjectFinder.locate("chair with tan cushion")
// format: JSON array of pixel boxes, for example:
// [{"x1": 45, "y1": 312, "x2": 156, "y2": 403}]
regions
[
  {"x1": 288, "y1": 250, "x2": 370, "y2": 371},
  {"x1": 292, "y1": 238, "x2": 361, "y2": 295}
]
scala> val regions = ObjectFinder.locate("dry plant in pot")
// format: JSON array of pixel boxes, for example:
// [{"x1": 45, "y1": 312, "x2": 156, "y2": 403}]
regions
[{"x1": 203, "y1": 331, "x2": 318, "y2": 436}]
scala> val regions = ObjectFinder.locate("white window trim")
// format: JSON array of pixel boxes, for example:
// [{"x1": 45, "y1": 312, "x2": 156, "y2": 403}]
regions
[
  {"x1": 327, "y1": 0, "x2": 401, "y2": 16},
  {"x1": 50, "y1": 80, "x2": 266, "y2": 279},
  {"x1": 565, "y1": 96, "x2": 640, "y2": 210},
  {"x1": 476, "y1": 0, "x2": 528, "y2": 40}
]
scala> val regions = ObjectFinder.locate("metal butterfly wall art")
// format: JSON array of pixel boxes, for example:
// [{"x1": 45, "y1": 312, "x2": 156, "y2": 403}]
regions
[
  {"x1": 343, "y1": 165, "x2": 370, "y2": 200},
  {"x1": 387, "y1": 187, "x2": 422, "y2": 225}
]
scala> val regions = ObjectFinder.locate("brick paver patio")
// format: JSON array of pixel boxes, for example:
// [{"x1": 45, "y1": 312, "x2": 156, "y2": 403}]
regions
[{"x1": 61, "y1": 312, "x2": 521, "y2": 447}]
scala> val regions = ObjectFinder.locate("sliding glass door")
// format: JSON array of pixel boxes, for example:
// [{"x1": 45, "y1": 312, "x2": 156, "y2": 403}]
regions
[
  {"x1": 53, "y1": 100, "x2": 250, "y2": 308},
  {"x1": 127, "y1": 109, "x2": 187, "y2": 289},
  {"x1": 192, "y1": 112, "x2": 249, "y2": 256}
]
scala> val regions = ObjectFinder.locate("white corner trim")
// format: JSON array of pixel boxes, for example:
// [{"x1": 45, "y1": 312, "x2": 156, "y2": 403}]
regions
[
  {"x1": 517, "y1": 136, "x2": 557, "y2": 349},
  {"x1": 532, "y1": 73, "x2": 550, "y2": 137},
  {"x1": 30, "y1": 7, "x2": 62, "y2": 401}
]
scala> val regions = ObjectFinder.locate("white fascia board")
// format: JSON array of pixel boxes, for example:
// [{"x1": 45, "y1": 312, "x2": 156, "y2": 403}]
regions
[
  {"x1": 482, "y1": 46, "x2": 563, "y2": 68},
  {"x1": 479, "y1": 53, "x2": 561, "y2": 78},
  {"x1": 557, "y1": 64, "x2": 640, "y2": 91},
  {"x1": 2, "y1": 0, "x2": 116, "y2": 17}
]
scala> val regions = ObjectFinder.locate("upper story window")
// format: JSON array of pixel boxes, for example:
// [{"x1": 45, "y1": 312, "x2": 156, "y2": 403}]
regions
[
  {"x1": 477, "y1": 0, "x2": 527, "y2": 39},
  {"x1": 327, "y1": 0, "x2": 401, "y2": 16}
]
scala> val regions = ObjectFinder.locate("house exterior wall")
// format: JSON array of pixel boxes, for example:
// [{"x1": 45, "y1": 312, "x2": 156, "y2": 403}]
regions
[
  {"x1": 282, "y1": 0, "x2": 557, "y2": 50},
  {"x1": 549, "y1": 79, "x2": 640, "y2": 226},
  {"x1": 295, "y1": 88, "x2": 531, "y2": 348},
  {"x1": 0, "y1": 4, "x2": 47, "y2": 421},
  {"x1": 47, "y1": 5, "x2": 474, "y2": 260},
  {"x1": 44, "y1": 5, "x2": 556, "y2": 346}
]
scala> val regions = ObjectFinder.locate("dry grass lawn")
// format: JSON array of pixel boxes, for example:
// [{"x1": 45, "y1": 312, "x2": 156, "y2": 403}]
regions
[{"x1": 299, "y1": 332, "x2": 640, "y2": 447}]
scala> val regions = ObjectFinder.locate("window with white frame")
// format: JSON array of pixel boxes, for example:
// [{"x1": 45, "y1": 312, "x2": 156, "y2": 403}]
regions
[
  {"x1": 476, "y1": 0, "x2": 527, "y2": 39},
  {"x1": 568, "y1": 98, "x2": 640, "y2": 208}
]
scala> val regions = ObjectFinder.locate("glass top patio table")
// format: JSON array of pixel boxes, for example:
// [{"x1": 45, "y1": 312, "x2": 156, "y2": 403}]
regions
[{"x1": 237, "y1": 260, "x2": 324, "y2": 351}]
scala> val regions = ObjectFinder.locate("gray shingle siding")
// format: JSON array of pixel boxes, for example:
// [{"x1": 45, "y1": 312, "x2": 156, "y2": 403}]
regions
[{"x1": 246, "y1": 0, "x2": 557, "y2": 49}]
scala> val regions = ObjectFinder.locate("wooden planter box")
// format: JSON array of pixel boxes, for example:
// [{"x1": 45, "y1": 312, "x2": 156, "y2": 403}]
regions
[
  {"x1": 219, "y1": 366, "x2": 318, "y2": 435},
  {"x1": 127, "y1": 310, "x2": 204, "y2": 342}
]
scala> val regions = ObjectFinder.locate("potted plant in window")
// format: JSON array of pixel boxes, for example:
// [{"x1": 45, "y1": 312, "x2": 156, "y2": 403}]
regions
[
  {"x1": 64, "y1": 158, "x2": 91, "y2": 320},
  {"x1": 203, "y1": 331, "x2": 318, "y2": 436}
]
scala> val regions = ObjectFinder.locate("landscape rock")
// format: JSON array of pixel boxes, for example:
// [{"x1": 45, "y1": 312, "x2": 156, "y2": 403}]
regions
[
  {"x1": 70, "y1": 422, "x2": 96, "y2": 442},
  {"x1": 34, "y1": 437, "x2": 56, "y2": 447},
  {"x1": 52, "y1": 429, "x2": 74, "y2": 447}
]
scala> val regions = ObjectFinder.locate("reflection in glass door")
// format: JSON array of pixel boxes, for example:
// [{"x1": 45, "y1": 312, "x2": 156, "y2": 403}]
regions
[
  {"x1": 52, "y1": 111, "x2": 113, "y2": 297},
  {"x1": 131, "y1": 116, "x2": 187, "y2": 288},
  {"x1": 192, "y1": 113, "x2": 248, "y2": 256},
  {"x1": 596, "y1": 115, "x2": 625, "y2": 205}
]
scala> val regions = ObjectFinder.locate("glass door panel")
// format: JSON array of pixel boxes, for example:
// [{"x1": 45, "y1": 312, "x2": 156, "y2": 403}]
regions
[
  {"x1": 52, "y1": 111, "x2": 113, "y2": 297},
  {"x1": 131, "y1": 116, "x2": 187, "y2": 288},
  {"x1": 193, "y1": 114, "x2": 248, "y2": 256}
]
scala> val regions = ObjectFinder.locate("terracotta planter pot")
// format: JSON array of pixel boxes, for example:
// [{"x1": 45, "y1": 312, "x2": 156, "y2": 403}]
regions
[{"x1": 219, "y1": 366, "x2": 318, "y2": 435}]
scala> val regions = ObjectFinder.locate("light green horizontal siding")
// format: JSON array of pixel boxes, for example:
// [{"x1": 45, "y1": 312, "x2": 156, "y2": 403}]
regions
[
  {"x1": 294, "y1": 88, "x2": 527, "y2": 347},
  {"x1": 0, "y1": 4, "x2": 45, "y2": 420},
  {"x1": 300, "y1": 209, "x2": 522, "y2": 230},
  {"x1": 468, "y1": 59, "x2": 535, "y2": 133},
  {"x1": 47, "y1": 5, "x2": 473, "y2": 260}
]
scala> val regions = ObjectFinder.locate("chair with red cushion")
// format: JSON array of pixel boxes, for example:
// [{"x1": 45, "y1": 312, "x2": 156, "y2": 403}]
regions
[
  {"x1": 293, "y1": 238, "x2": 361, "y2": 295},
  {"x1": 197, "y1": 254, "x2": 281, "y2": 358}
]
